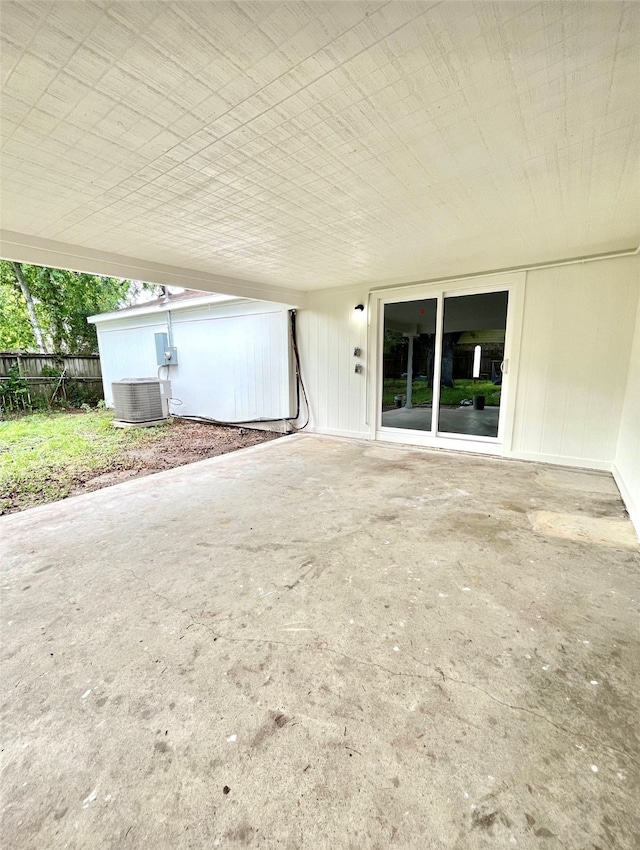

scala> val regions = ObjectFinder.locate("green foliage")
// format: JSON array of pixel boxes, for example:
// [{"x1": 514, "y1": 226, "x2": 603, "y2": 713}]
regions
[
  {"x1": 0, "y1": 261, "x2": 161, "y2": 354},
  {"x1": 64, "y1": 379, "x2": 101, "y2": 407},
  {"x1": 383, "y1": 329, "x2": 404, "y2": 355},
  {"x1": 382, "y1": 379, "x2": 433, "y2": 408},
  {"x1": 0, "y1": 360, "x2": 103, "y2": 415},
  {"x1": 0, "y1": 365, "x2": 30, "y2": 412},
  {"x1": 382, "y1": 378, "x2": 501, "y2": 409},
  {"x1": 0, "y1": 409, "x2": 167, "y2": 512},
  {"x1": 439, "y1": 379, "x2": 501, "y2": 407},
  {"x1": 39, "y1": 363, "x2": 64, "y2": 378},
  {"x1": 0, "y1": 272, "x2": 33, "y2": 349}
]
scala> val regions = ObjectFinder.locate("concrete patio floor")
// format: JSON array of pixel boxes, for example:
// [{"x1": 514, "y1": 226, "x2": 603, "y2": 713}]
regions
[{"x1": 1, "y1": 434, "x2": 638, "y2": 850}]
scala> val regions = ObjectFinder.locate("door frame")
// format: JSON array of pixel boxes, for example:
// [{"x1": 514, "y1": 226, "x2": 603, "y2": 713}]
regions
[{"x1": 367, "y1": 271, "x2": 526, "y2": 456}]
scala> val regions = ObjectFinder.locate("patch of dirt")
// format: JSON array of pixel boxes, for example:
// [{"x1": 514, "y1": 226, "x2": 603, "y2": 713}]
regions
[{"x1": 70, "y1": 421, "x2": 282, "y2": 498}]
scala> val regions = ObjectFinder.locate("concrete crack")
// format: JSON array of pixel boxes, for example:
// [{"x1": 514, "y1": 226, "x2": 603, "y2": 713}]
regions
[
  {"x1": 124, "y1": 568, "x2": 302, "y2": 649},
  {"x1": 123, "y1": 568, "x2": 639, "y2": 769},
  {"x1": 415, "y1": 660, "x2": 640, "y2": 769},
  {"x1": 308, "y1": 644, "x2": 444, "y2": 683}
]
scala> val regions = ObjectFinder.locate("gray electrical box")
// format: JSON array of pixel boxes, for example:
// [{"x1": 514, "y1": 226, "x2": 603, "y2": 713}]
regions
[{"x1": 154, "y1": 332, "x2": 178, "y2": 366}]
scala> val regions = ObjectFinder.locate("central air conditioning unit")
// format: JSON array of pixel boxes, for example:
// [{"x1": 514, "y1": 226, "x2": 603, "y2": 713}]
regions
[{"x1": 111, "y1": 378, "x2": 171, "y2": 425}]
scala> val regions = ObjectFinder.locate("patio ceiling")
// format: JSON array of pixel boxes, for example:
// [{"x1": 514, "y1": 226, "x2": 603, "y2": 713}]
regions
[{"x1": 1, "y1": 1, "x2": 639, "y2": 300}]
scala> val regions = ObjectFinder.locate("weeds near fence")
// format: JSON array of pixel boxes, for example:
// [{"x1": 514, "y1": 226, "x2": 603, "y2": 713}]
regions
[
  {"x1": 0, "y1": 367, "x2": 102, "y2": 416},
  {"x1": 0, "y1": 366, "x2": 32, "y2": 414},
  {"x1": 0, "y1": 352, "x2": 104, "y2": 417}
]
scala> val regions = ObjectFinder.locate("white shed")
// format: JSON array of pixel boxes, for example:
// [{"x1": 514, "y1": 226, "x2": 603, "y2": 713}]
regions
[{"x1": 89, "y1": 291, "x2": 296, "y2": 428}]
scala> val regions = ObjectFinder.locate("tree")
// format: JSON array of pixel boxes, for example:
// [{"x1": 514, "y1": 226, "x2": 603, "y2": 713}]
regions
[
  {"x1": 0, "y1": 268, "x2": 35, "y2": 350},
  {"x1": 0, "y1": 261, "x2": 161, "y2": 354},
  {"x1": 11, "y1": 262, "x2": 46, "y2": 351}
]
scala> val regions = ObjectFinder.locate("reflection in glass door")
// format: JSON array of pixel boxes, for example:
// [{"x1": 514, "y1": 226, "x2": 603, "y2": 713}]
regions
[
  {"x1": 438, "y1": 291, "x2": 508, "y2": 438},
  {"x1": 380, "y1": 289, "x2": 510, "y2": 441},
  {"x1": 381, "y1": 298, "x2": 437, "y2": 431}
]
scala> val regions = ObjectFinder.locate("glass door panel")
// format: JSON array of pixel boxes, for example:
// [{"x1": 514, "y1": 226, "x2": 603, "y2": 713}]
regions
[
  {"x1": 381, "y1": 298, "x2": 437, "y2": 432},
  {"x1": 437, "y1": 291, "x2": 508, "y2": 438}
]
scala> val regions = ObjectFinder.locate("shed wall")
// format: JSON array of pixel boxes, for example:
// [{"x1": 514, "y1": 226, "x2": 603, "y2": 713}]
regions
[{"x1": 96, "y1": 301, "x2": 293, "y2": 423}]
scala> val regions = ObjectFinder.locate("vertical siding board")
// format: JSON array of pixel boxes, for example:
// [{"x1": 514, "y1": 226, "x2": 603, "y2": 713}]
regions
[
  {"x1": 298, "y1": 308, "x2": 314, "y2": 427},
  {"x1": 326, "y1": 304, "x2": 334, "y2": 431},
  {"x1": 270, "y1": 313, "x2": 279, "y2": 413},
  {"x1": 246, "y1": 316, "x2": 254, "y2": 418},
  {"x1": 338, "y1": 303, "x2": 350, "y2": 432},
  {"x1": 347, "y1": 306, "x2": 357, "y2": 433},
  {"x1": 561, "y1": 270, "x2": 610, "y2": 460},
  {"x1": 310, "y1": 308, "x2": 320, "y2": 428},
  {"x1": 524, "y1": 282, "x2": 554, "y2": 454},
  {"x1": 584, "y1": 274, "x2": 634, "y2": 462},
  {"x1": 540, "y1": 269, "x2": 570, "y2": 458},
  {"x1": 261, "y1": 314, "x2": 270, "y2": 415},
  {"x1": 319, "y1": 308, "x2": 330, "y2": 430},
  {"x1": 309, "y1": 309, "x2": 320, "y2": 429},
  {"x1": 265, "y1": 314, "x2": 275, "y2": 415}
]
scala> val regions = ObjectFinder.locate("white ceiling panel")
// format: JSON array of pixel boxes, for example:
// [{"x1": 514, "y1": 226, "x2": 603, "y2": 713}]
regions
[{"x1": 1, "y1": 0, "x2": 638, "y2": 292}]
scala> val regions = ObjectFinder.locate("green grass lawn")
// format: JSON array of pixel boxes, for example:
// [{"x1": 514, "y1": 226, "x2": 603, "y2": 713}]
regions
[
  {"x1": 0, "y1": 410, "x2": 167, "y2": 513},
  {"x1": 382, "y1": 378, "x2": 501, "y2": 408},
  {"x1": 382, "y1": 379, "x2": 434, "y2": 408}
]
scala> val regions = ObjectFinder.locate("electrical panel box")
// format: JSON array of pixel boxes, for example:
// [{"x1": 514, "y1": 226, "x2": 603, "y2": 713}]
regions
[{"x1": 154, "y1": 332, "x2": 178, "y2": 366}]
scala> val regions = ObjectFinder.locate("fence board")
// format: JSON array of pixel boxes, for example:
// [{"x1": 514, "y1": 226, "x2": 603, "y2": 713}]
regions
[
  {"x1": 0, "y1": 353, "x2": 104, "y2": 412},
  {"x1": 0, "y1": 353, "x2": 102, "y2": 378}
]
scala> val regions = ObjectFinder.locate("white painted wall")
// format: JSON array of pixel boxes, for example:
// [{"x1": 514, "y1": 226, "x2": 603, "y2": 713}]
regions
[
  {"x1": 95, "y1": 301, "x2": 293, "y2": 423},
  {"x1": 614, "y1": 290, "x2": 640, "y2": 536},
  {"x1": 511, "y1": 256, "x2": 639, "y2": 469},
  {"x1": 169, "y1": 306, "x2": 291, "y2": 422},
  {"x1": 95, "y1": 315, "x2": 166, "y2": 400},
  {"x1": 299, "y1": 256, "x2": 639, "y2": 473},
  {"x1": 297, "y1": 285, "x2": 370, "y2": 438}
]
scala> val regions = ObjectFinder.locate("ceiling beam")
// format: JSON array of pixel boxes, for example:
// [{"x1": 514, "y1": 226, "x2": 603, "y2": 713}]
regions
[{"x1": 0, "y1": 230, "x2": 307, "y2": 307}]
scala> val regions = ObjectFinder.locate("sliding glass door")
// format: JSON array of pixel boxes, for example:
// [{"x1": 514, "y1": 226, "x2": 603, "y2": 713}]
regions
[
  {"x1": 381, "y1": 298, "x2": 437, "y2": 432},
  {"x1": 380, "y1": 287, "x2": 511, "y2": 445},
  {"x1": 438, "y1": 291, "x2": 508, "y2": 438}
]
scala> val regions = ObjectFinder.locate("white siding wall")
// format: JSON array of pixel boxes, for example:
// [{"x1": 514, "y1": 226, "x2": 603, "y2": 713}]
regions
[
  {"x1": 170, "y1": 307, "x2": 291, "y2": 421},
  {"x1": 298, "y1": 256, "x2": 639, "y2": 473},
  {"x1": 298, "y1": 285, "x2": 370, "y2": 438},
  {"x1": 614, "y1": 291, "x2": 640, "y2": 536},
  {"x1": 96, "y1": 301, "x2": 292, "y2": 422},
  {"x1": 511, "y1": 256, "x2": 639, "y2": 468},
  {"x1": 96, "y1": 316, "x2": 166, "y2": 405}
]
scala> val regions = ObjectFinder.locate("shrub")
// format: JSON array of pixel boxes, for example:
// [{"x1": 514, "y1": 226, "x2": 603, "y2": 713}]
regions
[{"x1": 0, "y1": 366, "x2": 31, "y2": 414}]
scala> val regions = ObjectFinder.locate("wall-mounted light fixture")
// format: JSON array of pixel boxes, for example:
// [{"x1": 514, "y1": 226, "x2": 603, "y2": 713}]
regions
[{"x1": 354, "y1": 304, "x2": 365, "y2": 312}]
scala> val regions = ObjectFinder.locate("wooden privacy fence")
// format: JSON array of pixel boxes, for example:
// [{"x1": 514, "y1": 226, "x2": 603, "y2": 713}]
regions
[{"x1": 0, "y1": 352, "x2": 104, "y2": 411}]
